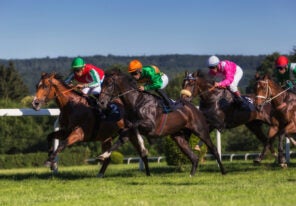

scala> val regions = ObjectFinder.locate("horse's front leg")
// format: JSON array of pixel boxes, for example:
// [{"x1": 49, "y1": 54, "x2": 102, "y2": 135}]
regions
[
  {"x1": 48, "y1": 127, "x2": 85, "y2": 167},
  {"x1": 278, "y1": 132, "x2": 287, "y2": 168},
  {"x1": 128, "y1": 130, "x2": 150, "y2": 176},
  {"x1": 45, "y1": 130, "x2": 66, "y2": 168},
  {"x1": 97, "y1": 140, "x2": 112, "y2": 178},
  {"x1": 171, "y1": 132, "x2": 199, "y2": 177}
]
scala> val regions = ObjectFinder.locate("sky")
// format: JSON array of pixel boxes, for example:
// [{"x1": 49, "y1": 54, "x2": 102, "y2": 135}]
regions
[{"x1": 0, "y1": 0, "x2": 295, "y2": 59}]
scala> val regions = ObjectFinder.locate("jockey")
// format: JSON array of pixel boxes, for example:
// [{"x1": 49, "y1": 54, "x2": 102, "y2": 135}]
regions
[
  {"x1": 207, "y1": 55, "x2": 244, "y2": 104},
  {"x1": 64, "y1": 57, "x2": 105, "y2": 97},
  {"x1": 274, "y1": 55, "x2": 296, "y2": 89},
  {"x1": 128, "y1": 59, "x2": 175, "y2": 111}
]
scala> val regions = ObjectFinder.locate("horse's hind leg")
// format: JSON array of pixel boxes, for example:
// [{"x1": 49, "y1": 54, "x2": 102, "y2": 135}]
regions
[{"x1": 171, "y1": 133, "x2": 198, "y2": 177}]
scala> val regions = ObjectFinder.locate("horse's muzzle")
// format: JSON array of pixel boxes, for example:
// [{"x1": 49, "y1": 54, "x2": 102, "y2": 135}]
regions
[
  {"x1": 98, "y1": 100, "x2": 108, "y2": 110},
  {"x1": 32, "y1": 98, "x2": 42, "y2": 111}
]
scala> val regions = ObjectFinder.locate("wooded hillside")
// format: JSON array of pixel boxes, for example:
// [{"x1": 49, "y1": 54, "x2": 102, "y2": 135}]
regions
[{"x1": 0, "y1": 54, "x2": 266, "y2": 94}]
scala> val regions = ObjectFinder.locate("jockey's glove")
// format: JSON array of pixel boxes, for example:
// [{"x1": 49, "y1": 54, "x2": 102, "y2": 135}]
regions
[{"x1": 286, "y1": 80, "x2": 295, "y2": 88}]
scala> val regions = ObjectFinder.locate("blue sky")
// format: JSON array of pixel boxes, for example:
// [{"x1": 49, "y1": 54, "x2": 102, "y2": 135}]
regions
[{"x1": 0, "y1": 0, "x2": 295, "y2": 59}]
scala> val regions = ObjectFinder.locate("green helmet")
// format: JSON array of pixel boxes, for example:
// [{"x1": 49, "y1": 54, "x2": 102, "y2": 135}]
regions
[{"x1": 71, "y1": 57, "x2": 85, "y2": 70}]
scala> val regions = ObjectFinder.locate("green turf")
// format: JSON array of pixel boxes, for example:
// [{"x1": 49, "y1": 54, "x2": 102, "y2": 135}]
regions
[{"x1": 0, "y1": 160, "x2": 295, "y2": 206}]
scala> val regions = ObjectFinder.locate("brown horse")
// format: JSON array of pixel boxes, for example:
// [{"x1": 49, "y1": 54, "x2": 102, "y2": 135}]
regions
[
  {"x1": 255, "y1": 75, "x2": 296, "y2": 164},
  {"x1": 180, "y1": 70, "x2": 281, "y2": 164},
  {"x1": 31, "y1": 72, "x2": 151, "y2": 177},
  {"x1": 97, "y1": 68, "x2": 226, "y2": 176}
]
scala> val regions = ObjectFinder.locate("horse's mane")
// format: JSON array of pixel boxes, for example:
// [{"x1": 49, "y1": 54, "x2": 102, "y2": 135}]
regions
[
  {"x1": 193, "y1": 69, "x2": 214, "y2": 86},
  {"x1": 43, "y1": 72, "x2": 85, "y2": 97},
  {"x1": 105, "y1": 68, "x2": 138, "y2": 89}
]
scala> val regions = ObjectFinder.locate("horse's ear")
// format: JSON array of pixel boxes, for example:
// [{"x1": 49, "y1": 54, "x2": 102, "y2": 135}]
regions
[
  {"x1": 185, "y1": 71, "x2": 188, "y2": 76},
  {"x1": 263, "y1": 74, "x2": 271, "y2": 80},
  {"x1": 41, "y1": 72, "x2": 47, "y2": 78},
  {"x1": 255, "y1": 72, "x2": 260, "y2": 81}
]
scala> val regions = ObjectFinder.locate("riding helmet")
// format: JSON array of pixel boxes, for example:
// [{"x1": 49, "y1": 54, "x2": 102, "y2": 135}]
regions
[
  {"x1": 128, "y1": 59, "x2": 143, "y2": 73},
  {"x1": 72, "y1": 57, "x2": 85, "y2": 70},
  {"x1": 275, "y1": 55, "x2": 289, "y2": 67},
  {"x1": 208, "y1": 56, "x2": 220, "y2": 67}
]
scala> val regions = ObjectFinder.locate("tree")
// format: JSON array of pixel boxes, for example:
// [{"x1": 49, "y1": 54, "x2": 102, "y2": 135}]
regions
[{"x1": 0, "y1": 62, "x2": 29, "y2": 100}]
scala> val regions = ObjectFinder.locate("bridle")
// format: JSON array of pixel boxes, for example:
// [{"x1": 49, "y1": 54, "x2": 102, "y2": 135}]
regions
[
  {"x1": 255, "y1": 79, "x2": 289, "y2": 106},
  {"x1": 36, "y1": 77, "x2": 76, "y2": 104},
  {"x1": 181, "y1": 74, "x2": 216, "y2": 97}
]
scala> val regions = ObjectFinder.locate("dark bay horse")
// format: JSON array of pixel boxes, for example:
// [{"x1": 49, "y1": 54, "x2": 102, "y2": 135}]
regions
[
  {"x1": 97, "y1": 69, "x2": 226, "y2": 176},
  {"x1": 31, "y1": 72, "x2": 151, "y2": 177},
  {"x1": 255, "y1": 75, "x2": 296, "y2": 164},
  {"x1": 180, "y1": 70, "x2": 281, "y2": 164}
]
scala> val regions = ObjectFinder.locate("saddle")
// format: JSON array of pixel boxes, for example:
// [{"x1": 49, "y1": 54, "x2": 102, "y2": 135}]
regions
[
  {"x1": 143, "y1": 91, "x2": 182, "y2": 113},
  {"x1": 218, "y1": 92, "x2": 255, "y2": 112}
]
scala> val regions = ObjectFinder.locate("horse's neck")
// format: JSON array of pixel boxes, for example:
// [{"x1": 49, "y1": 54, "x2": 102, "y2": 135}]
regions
[
  {"x1": 201, "y1": 88, "x2": 229, "y2": 104},
  {"x1": 54, "y1": 84, "x2": 88, "y2": 109},
  {"x1": 269, "y1": 85, "x2": 287, "y2": 108}
]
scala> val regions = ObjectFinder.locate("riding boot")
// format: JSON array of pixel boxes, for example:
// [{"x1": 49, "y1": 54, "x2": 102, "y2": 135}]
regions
[
  {"x1": 233, "y1": 91, "x2": 244, "y2": 105},
  {"x1": 156, "y1": 89, "x2": 175, "y2": 111}
]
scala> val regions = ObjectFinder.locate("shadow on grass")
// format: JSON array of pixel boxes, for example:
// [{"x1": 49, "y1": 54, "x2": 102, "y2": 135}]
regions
[{"x1": 0, "y1": 161, "x2": 295, "y2": 181}]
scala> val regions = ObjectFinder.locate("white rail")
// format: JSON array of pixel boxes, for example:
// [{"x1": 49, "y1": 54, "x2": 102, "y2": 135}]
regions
[{"x1": 0, "y1": 108, "x2": 60, "y2": 116}]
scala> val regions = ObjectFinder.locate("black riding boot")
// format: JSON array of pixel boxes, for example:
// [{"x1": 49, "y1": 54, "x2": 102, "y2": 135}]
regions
[
  {"x1": 156, "y1": 89, "x2": 175, "y2": 111},
  {"x1": 232, "y1": 91, "x2": 245, "y2": 106}
]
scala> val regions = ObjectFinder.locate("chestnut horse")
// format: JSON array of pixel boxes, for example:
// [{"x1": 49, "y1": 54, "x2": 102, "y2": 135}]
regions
[
  {"x1": 180, "y1": 70, "x2": 281, "y2": 164},
  {"x1": 31, "y1": 72, "x2": 150, "y2": 177},
  {"x1": 255, "y1": 75, "x2": 296, "y2": 165},
  {"x1": 97, "y1": 69, "x2": 226, "y2": 176}
]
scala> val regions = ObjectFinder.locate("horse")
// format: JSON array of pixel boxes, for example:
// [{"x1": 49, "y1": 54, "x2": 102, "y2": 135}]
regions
[
  {"x1": 255, "y1": 75, "x2": 296, "y2": 163},
  {"x1": 97, "y1": 68, "x2": 226, "y2": 176},
  {"x1": 180, "y1": 70, "x2": 283, "y2": 164},
  {"x1": 31, "y1": 72, "x2": 151, "y2": 177}
]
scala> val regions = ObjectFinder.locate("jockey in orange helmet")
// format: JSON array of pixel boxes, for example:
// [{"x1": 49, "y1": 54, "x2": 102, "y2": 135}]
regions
[{"x1": 128, "y1": 59, "x2": 175, "y2": 112}]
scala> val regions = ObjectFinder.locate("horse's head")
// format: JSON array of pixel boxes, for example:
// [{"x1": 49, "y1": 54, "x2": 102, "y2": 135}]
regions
[
  {"x1": 98, "y1": 68, "x2": 137, "y2": 109},
  {"x1": 180, "y1": 70, "x2": 212, "y2": 101},
  {"x1": 32, "y1": 72, "x2": 57, "y2": 110},
  {"x1": 180, "y1": 71, "x2": 196, "y2": 102},
  {"x1": 254, "y1": 75, "x2": 280, "y2": 108}
]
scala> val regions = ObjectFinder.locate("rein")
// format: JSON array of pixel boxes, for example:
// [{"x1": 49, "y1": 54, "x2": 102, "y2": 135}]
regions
[{"x1": 100, "y1": 87, "x2": 136, "y2": 102}]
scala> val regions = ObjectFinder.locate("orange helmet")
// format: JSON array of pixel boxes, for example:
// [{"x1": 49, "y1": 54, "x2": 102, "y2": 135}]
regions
[
  {"x1": 128, "y1": 59, "x2": 142, "y2": 73},
  {"x1": 275, "y1": 55, "x2": 289, "y2": 67}
]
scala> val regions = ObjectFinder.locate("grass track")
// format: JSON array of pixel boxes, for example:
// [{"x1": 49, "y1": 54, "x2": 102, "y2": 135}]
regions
[{"x1": 0, "y1": 160, "x2": 296, "y2": 206}]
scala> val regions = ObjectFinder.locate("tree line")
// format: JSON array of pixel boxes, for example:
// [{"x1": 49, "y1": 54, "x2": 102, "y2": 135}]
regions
[{"x1": 0, "y1": 50, "x2": 296, "y2": 156}]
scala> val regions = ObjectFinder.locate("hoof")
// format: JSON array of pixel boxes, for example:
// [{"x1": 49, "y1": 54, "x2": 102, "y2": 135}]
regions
[
  {"x1": 97, "y1": 173, "x2": 104, "y2": 178},
  {"x1": 96, "y1": 155, "x2": 105, "y2": 162},
  {"x1": 253, "y1": 158, "x2": 262, "y2": 164},
  {"x1": 50, "y1": 162, "x2": 58, "y2": 171},
  {"x1": 194, "y1": 145, "x2": 201, "y2": 151},
  {"x1": 44, "y1": 160, "x2": 51, "y2": 167},
  {"x1": 280, "y1": 163, "x2": 288, "y2": 168}
]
